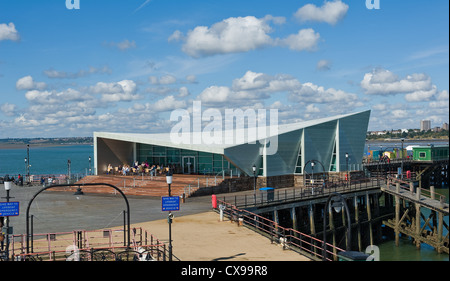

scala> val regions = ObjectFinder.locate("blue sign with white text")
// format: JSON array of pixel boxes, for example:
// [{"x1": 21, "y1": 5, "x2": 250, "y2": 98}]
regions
[
  {"x1": 0, "y1": 202, "x2": 20, "y2": 217},
  {"x1": 162, "y1": 196, "x2": 180, "y2": 212}
]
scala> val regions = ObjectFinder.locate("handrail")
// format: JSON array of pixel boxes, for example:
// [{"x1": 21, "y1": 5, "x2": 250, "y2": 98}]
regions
[
  {"x1": 221, "y1": 176, "x2": 383, "y2": 209},
  {"x1": 13, "y1": 244, "x2": 168, "y2": 261},
  {"x1": 388, "y1": 176, "x2": 447, "y2": 203},
  {"x1": 5, "y1": 227, "x2": 178, "y2": 261},
  {"x1": 216, "y1": 199, "x2": 345, "y2": 261}
]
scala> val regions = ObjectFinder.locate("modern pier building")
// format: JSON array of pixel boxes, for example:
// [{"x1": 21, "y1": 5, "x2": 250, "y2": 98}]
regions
[{"x1": 93, "y1": 110, "x2": 371, "y2": 178}]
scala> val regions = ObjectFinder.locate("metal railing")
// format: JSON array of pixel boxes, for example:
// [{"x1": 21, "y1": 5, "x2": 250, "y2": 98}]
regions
[
  {"x1": 216, "y1": 199, "x2": 345, "y2": 261},
  {"x1": 4, "y1": 227, "x2": 178, "y2": 261},
  {"x1": 386, "y1": 176, "x2": 447, "y2": 204},
  {"x1": 221, "y1": 177, "x2": 383, "y2": 209}
]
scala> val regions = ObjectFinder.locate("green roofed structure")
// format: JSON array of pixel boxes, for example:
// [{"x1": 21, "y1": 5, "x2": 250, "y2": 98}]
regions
[{"x1": 93, "y1": 110, "x2": 371, "y2": 178}]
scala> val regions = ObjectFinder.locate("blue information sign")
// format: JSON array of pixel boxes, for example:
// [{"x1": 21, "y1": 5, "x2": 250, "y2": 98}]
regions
[
  {"x1": 162, "y1": 196, "x2": 180, "y2": 212},
  {"x1": 0, "y1": 202, "x2": 20, "y2": 217}
]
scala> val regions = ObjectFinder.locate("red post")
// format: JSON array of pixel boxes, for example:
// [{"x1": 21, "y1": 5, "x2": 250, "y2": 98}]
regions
[{"x1": 212, "y1": 194, "x2": 217, "y2": 209}]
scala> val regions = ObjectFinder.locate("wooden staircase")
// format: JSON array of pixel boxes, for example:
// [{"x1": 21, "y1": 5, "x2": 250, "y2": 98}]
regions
[{"x1": 57, "y1": 174, "x2": 226, "y2": 197}]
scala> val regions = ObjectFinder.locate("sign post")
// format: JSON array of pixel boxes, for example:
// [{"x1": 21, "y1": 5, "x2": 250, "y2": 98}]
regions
[
  {"x1": 0, "y1": 202, "x2": 20, "y2": 217},
  {"x1": 161, "y1": 193, "x2": 180, "y2": 261},
  {"x1": 161, "y1": 196, "x2": 180, "y2": 212}
]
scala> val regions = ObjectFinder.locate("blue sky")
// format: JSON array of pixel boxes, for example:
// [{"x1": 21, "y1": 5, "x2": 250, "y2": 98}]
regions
[{"x1": 0, "y1": 0, "x2": 448, "y2": 138}]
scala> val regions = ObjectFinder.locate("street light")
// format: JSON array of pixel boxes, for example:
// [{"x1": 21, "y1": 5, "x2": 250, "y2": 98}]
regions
[
  {"x1": 345, "y1": 152, "x2": 349, "y2": 188},
  {"x1": 88, "y1": 156, "x2": 92, "y2": 175},
  {"x1": 166, "y1": 169, "x2": 173, "y2": 196},
  {"x1": 26, "y1": 144, "x2": 30, "y2": 184},
  {"x1": 24, "y1": 158, "x2": 27, "y2": 181},
  {"x1": 165, "y1": 169, "x2": 173, "y2": 261},
  {"x1": 400, "y1": 138, "x2": 404, "y2": 179},
  {"x1": 311, "y1": 161, "x2": 315, "y2": 186},
  {"x1": 252, "y1": 164, "x2": 256, "y2": 205},
  {"x1": 2, "y1": 176, "x2": 13, "y2": 260}
]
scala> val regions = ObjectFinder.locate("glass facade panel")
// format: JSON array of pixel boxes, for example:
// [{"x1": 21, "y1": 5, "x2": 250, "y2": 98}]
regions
[{"x1": 136, "y1": 143, "x2": 227, "y2": 175}]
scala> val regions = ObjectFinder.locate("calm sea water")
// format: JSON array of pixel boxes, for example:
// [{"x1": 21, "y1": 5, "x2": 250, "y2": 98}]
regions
[
  {"x1": 0, "y1": 145, "x2": 94, "y2": 177},
  {"x1": 0, "y1": 142, "x2": 448, "y2": 260}
]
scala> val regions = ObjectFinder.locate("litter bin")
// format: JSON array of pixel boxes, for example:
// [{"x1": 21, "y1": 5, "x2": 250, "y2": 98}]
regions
[
  {"x1": 212, "y1": 194, "x2": 217, "y2": 209},
  {"x1": 337, "y1": 251, "x2": 371, "y2": 261},
  {"x1": 259, "y1": 187, "x2": 274, "y2": 202}
]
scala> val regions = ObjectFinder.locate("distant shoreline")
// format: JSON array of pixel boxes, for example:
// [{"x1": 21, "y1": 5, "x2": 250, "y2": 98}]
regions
[
  {"x1": 366, "y1": 138, "x2": 449, "y2": 143},
  {"x1": 1, "y1": 139, "x2": 447, "y2": 149},
  {"x1": 0, "y1": 143, "x2": 93, "y2": 149}
]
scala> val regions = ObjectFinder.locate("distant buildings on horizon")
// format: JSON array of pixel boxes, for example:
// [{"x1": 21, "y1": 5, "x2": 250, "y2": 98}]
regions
[{"x1": 369, "y1": 121, "x2": 449, "y2": 136}]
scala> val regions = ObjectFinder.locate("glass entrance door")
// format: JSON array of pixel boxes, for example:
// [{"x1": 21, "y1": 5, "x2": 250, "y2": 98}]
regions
[{"x1": 182, "y1": 156, "x2": 195, "y2": 174}]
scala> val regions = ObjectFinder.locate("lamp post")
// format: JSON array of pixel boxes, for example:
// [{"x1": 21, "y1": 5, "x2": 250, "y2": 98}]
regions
[
  {"x1": 252, "y1": 164, "x2": 256, "y2": 205},
  {"x1": 88, "y1": 156, "x2": 92, "y2": 175},
  {"x1": 311, "y1": 161, "x2": 315, "y2": 186},
  {"x1": 2, "y1": 176, "x2": 13, "y2": 260},
  {"x1": 345, "y1": 152, "x2": 349, "y2": 188},
  {"x1": 400, "y1": 138, "x2": 404, "y2": 180},
  {"x1": 26, "y1": 144, "x2": 30, "y2": 184},
  {"x1": 166, "y1": 170, "x2": 173, "y2": 261},
  {"x1": 24, "y1": 158, "x2": 27, "y2": 182},
  {"x1": 67, "y1": 159, "x2": 71, "y2": 184}
]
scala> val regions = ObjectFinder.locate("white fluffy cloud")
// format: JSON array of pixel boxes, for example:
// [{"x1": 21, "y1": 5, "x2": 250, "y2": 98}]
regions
[
  {"x1": 153, "y1": 95, "x2": 187, "y2": 112},
  {"x1": 278, "y1": 28, "x2": 320, "y2": 52},
  {"x1": 232, "y1": 71, "x2": 270, "y2": 91},
  {"x1": 90, "y1": 80, "x2": 139, "y2": 102},
  {"x1": 317, "y1": 59, "x2": 332, "y2": 71},
  {"x1": 288, "y1": 82, "x2": 359, "y2": 104},
  {"x1": 175, "y1": 16, "x2": 274, "y2": 58},
  {"x1": 198, "y1": 86, "x2": 232, "y2": 103},
  {"x1": 25, "y1": 88, "x2": 91, "y2": 104},
  {"x1": 16, "y1": 76, "x2": 47, "y2": 90},
  {"x1": 170, "y1": 16, "x2": 320, "y2": 57},
  {"x1": 294, "y1": 0, "x2": 349, "y2": 25},
  {"x1": 0, "y1": 103, "x2": 17, "y2": 117},
  {"x1": 149, "y1": 74, "x2": 177, "y2": 85},
  {"x1": 198, "y1": 70, "x2": 361, "y2": 117},
  {"x1": 361, "y1": 68, "x2": 438, "y2": 102},
  {"x1": 0, "y1": 22, "x2": 20, "y2": 41}
]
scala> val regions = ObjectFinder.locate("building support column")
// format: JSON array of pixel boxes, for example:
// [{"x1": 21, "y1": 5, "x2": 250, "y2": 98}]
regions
[
  {"x1": 438, "y1": 211, "x2": 444, "y2": 254},
  {"x1": 366, "y1": 192, "x2": 373, "y2": 246},
  {"x1": 328, "y1": 204, "x2": 337, "y2": 257},
  {"x1": 395, "y1": 183, "x2": 401, "y2": 247},
  {"x1": 309, "y1": 203, "x2": 315, "y2": 235},
  {"x1": 415, "y1": 188, "x2": 421, "y2": 249},
  {"x1": 262, "y1": 140, "x2": 267, "y2": 177},
  {"x1": 291, "y1": 207, "x2": 298, "y2": 234},
  {"x1": 354, "y1": 196, "x2": 362, "y2": 251}
]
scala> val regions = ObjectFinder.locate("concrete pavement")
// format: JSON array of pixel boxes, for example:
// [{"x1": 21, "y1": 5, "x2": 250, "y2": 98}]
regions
[{"x1": 1, "y1": 183, "x2": 309, "y2": 261}]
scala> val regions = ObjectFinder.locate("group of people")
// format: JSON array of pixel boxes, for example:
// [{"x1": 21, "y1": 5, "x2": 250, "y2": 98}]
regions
[
  {"x1": 106, "y1": 161, "x2": 173, "y2": 176},
  {"x1": 0, "y1": 174, "x2": 23, "y2": 186}
]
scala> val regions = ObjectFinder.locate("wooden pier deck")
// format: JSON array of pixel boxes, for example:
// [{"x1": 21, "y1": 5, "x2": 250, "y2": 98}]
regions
[{"x1": 381, "y1": 177, "x2": 449, "y2": 254}]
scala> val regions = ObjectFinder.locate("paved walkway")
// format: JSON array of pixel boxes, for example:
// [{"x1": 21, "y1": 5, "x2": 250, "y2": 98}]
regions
[
  {"x1": 129, "y1": 211, "x2": 310, "y2": 261},
  {"x1": 2, "y1": 183, "x2": 310, "y2": 261}
]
